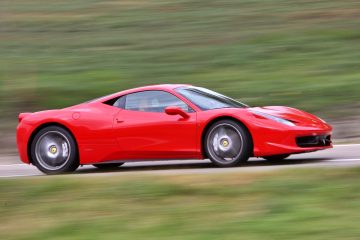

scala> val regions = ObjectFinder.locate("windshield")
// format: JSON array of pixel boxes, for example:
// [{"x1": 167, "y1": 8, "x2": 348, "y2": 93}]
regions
[{"x1": 175, "y1": 87, "x2": 248, "y2": 110}]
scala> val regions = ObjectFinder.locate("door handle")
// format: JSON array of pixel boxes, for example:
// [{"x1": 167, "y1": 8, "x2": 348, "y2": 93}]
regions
[{"x1": 116, "y1": 118, "x2": 124, "y2": 123}]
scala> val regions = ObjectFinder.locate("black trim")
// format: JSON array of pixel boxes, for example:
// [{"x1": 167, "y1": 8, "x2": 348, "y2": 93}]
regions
[{"x1": 296, "y1": 135, "x2": 332, "y2": 148}]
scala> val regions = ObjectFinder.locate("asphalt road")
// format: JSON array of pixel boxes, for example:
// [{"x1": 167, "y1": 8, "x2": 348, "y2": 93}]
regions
[{"x1": 0, "y1": 144, "x2": 359, "y2": 178}]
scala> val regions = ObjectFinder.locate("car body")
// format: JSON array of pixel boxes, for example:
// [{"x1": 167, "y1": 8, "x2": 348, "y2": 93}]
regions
[{"x1": 17, "y1": 84, "x2": 332, "y2": 174}]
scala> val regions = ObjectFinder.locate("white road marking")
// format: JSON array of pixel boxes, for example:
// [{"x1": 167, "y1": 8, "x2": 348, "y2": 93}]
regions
[
  {"x1": 0, "y1": 163, "x2": 31, "y2": 167},
  {"x1": 334, "y1": 144, "x2": 360, "y2": 147},
  {"x1": 325, "y1": 158, "x2": 360, "y2": 162},
  {"x1": 0, "y1": 174, "x2": 40, "y2": 178}
]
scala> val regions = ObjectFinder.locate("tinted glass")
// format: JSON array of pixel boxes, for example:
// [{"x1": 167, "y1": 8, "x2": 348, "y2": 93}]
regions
[
  {"x1": 113, "y1": 95, "x2": 126, "y2": 108},
  {"x1": 175, "y1": 87, "x2": 248, "y2": 110},
  {"x1": 124, "y1": 91, "x2": 191, "y2": 113}
]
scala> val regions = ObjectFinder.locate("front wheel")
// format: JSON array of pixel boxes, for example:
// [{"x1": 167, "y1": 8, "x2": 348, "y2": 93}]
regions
[
  {"x1": 31, "y1": 126, "x2": 79, "y2": 175},
  {"x1": 204, "y1": 120, "x2": 252, "y2": 167}
]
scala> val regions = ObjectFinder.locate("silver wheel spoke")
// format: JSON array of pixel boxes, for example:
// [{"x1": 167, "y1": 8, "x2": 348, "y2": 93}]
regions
[
  {"x1": 218, "y1": 149, "x2": 226, "y2": 158},
  {"x1": 227, "y1": 145, "x2": 239, "y2": 158},
  {"x1": 218, "y1": 127, "x2": 227, "y2": 139},
  {"x1": 212, "y1": 133, "x2": 219, "y2": 154}
]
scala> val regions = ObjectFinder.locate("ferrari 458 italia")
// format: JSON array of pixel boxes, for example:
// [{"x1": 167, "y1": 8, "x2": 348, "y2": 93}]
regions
[{"x1": 17, "y1": 84, "x2": 332, "y2": 174}]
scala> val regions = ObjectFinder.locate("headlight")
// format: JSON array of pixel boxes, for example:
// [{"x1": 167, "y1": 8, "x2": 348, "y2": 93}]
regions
[
  {"x1": 318, "y1": 117, "x2": 327, "y2": 123},
  {"x1": 250, "y1": 110, "x2": 296, "y2": 126}
]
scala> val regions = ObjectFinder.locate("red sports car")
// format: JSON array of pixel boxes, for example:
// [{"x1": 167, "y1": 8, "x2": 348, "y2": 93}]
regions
[{"x1": 17, "y1": 84, "x2": 332, "y2": 174}]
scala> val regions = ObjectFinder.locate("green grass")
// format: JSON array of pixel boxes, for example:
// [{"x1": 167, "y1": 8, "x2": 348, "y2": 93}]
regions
[
  {"x1": 1, "y1": 168, "x2": 360, "y2": 239},
  {"x1": 1, "y1": 0, "x2": 360, "y2": 127}
]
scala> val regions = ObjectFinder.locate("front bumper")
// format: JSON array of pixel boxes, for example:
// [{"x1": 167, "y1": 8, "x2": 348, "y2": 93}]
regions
[{"x1": 251, "y1": 124, "x2": 333, "y2": 157}]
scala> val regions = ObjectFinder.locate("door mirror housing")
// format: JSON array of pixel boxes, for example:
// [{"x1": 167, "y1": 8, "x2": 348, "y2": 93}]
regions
[{"x1": 165, "y1": 106, "x2": 190, "y2": 119}]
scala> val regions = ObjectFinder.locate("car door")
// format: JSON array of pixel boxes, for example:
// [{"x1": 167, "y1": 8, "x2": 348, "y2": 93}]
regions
[{"x1": 112, "y1": 90, "x2": 198, "y2": 159}]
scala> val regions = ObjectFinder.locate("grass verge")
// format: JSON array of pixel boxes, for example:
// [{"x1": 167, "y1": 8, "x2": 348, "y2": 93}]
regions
[{"x1": 1, "y1": 168, "x2": 360, "y2": 239}]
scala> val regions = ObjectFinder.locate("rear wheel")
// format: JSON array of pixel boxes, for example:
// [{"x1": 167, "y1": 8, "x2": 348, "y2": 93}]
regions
[
  {"x1": 204, "y1": 120, "x2": 252, "y2": 167},
  {"x1": 93, "y1": 163, "x2": 124, "y2": 169},
  {"x1": 31, "y1": 126, "x2": 79, "y2": 174},
  {"x1": 263, "y1": 154, "x2": 290, "y2": 162}
]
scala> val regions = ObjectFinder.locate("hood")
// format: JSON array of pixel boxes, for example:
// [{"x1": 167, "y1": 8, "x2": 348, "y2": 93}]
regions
[{"x1": 248, "y1": 106, "x2": 328, "y2": 127}]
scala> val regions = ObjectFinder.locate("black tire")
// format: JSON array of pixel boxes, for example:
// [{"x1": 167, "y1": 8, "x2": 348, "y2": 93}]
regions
[
  {"x1": 93, "y1": 163, "x2": 124, "y2": 169},
  {"x1": 204, "y1": 119, "x2": 252, "y2": 167},
  {"x1": 263, "y1": 154, "x2": 290, "y2": 162},
  {"x1": 30, "y1": 126, "x2": 79, "y2": 175}
]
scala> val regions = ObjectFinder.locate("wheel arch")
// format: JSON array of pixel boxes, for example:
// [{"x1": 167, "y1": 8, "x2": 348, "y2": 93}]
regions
[
  {"x1": 27, "y1": 122, "x2": 79, "y2": 164},
  {"x1": 201, "y1": 116, "x2": 254, "y2": 158}
]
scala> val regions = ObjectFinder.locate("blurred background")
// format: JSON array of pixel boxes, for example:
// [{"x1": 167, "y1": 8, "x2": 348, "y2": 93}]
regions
[
  {"x1": 1, "y1": 0, "x2": 359, "y2": 150},
  {"x1": 1, "y1": 1, "x2": 360, "y2": 239}
]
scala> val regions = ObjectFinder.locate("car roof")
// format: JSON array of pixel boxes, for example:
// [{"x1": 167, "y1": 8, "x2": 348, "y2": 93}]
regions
[{"x1": 91, "y1": 84, "x2": 192, "y2": 103}]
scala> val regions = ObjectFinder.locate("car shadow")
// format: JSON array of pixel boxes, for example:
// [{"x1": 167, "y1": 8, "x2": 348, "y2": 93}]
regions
[{"x1": 75, "y1": 157, "x2": 333, "y2": 174}]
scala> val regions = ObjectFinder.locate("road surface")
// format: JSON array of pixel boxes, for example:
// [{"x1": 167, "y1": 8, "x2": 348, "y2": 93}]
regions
[{"x1": 0, "y1": 144, "x2": 359, "y2": 178}]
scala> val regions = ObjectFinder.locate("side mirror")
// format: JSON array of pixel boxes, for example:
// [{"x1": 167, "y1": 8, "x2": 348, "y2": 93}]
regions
[{"x1": 165, "y1": 106, "x2": 190, "y2": 119}]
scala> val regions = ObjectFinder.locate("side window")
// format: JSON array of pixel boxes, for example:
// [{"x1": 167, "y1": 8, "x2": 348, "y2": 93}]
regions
[
  {"x1": 125, "y1": 91, "x2": 192, "y2": 113},
  {"x1": 113, "y1": 95, "x2": 126, "y2": 109}
]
